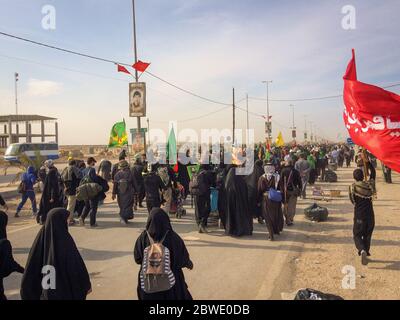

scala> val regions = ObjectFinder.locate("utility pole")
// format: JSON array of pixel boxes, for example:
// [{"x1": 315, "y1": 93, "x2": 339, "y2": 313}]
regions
[
  {"x1": 15, "y1": 72, "x2": 18, "y2": 115},
  {"x1": 304, "y1": 115, "x2": 308, "y2": 142},
  {"x1": 232, "y1": 88, "x2": 235, "y2": 145},
  {"x1": 262, "y1": 80, "x2": 273, "y2": 142},
  {"x1": 132, "y1": 0, "x2": 144, "y2": 153},
  {"x1": 290, "y1": 104, "x2": 296, "y2": 141},
  {"x1": 246, "y1": 93, "x2": 249, "y2": 145}
]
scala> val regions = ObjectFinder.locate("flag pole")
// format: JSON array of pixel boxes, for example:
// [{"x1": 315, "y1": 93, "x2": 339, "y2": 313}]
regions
[{"x1": 124, "y1": 118, "x2": 131, "y2": 165}]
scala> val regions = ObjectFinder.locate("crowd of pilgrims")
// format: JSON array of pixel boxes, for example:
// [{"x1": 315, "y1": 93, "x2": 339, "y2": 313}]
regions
[{"x1": 1, "y1": 142, "x2": 378, "y2": 300}]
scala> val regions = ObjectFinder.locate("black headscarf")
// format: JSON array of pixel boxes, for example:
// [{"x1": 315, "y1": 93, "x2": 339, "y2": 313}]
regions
[
  {"x1": 134, "y1": 208, "x2": 193, "y2": 300},
  {"x1": 1, "y1": 211, "x2": 24, "y2": 300},
  {"x1": 146, "y1": 208, "x2": 173, "y2": 242},
  {"x1": 0, "y1": 211, "x2": 7, "y2": 240},
  {"x1": 21, "y1": 208, "x2": 91, "y2": 300}
]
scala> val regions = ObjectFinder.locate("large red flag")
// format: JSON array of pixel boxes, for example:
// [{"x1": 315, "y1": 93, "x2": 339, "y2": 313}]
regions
[
  {"x1": 343, "y1": 49, "x2": 400, "y2": 172},
  {"x1": 133, "y1": 60, "x2": 150, "y2": 72}
]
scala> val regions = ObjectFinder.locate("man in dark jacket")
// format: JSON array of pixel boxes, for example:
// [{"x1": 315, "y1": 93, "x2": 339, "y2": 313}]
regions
[
  {"x1": 143, "y1": 164, "x2": 165, "y2": 213},
  {"x1": 62, "y1": 159, "x2": 82, "y2": 225},
  {"x1": 280, "y1": 160, "x2": 302, "y2": 226},
  {"x1": 192, "y1": 165, "x2": 215, "y2": 233},
  {"x1": 349, "y1": 169, "x2": 375, "y2": 265},
  {"x1": 15, "y1": 166, "x2": 37, "y2": 218},
  {"x1": 80, "y1": 157, "x2": 109, "y2": 228}
]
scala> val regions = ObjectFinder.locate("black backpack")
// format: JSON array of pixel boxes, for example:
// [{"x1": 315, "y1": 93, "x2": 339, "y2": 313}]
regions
[{"x1": 189, "y1": 171, "x2": 208, "y2": 196}]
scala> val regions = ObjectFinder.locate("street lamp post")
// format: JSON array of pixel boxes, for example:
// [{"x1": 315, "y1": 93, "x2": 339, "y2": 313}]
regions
[
  {"x1": 262, "y1": 80, "x2": 273, "y2": 142},
  {"x1": 290, "y1": 104, "x2": 296, "y2": 142}
]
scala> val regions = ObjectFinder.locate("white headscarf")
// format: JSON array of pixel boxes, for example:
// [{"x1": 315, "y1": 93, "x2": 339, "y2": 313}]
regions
[{"x1": 264, "y1": 164, "x2": 275, "y2": 181}]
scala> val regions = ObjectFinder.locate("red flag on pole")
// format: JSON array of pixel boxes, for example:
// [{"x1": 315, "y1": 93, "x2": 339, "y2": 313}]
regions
[
  {"x1": 343, "y1": 49, "x2": 400, "y2": 173},
  {"x1": 133, "y1": 60, "x2": 150, "y2": 72},
  {"x1": 117, "y1": 64, "x2": 131, "y2": 75}
]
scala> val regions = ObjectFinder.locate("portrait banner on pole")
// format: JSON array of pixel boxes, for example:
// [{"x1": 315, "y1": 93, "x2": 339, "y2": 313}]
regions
[{"x1": 129, "y1": 82, "x2": 146, "y2": 117}]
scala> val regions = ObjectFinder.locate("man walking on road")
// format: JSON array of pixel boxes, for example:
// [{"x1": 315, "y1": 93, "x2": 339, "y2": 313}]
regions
[
  {"x1": 62, "y1": 159, "x2": 82, "y2": 226},
  {"x1": 295, "y1": 154, "x2": 311, "y2": 199},
  {"x1": 349, "y1": 169, "x2": 375, "y2": 266},
  {"x1": 15, "y1": 166, "x2": 37, "y2": 218}
]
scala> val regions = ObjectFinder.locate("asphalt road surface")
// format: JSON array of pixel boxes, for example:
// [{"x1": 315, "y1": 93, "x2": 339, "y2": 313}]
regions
[{"x1": 4, "y1": 194, "x2": 306, "y2": 300}]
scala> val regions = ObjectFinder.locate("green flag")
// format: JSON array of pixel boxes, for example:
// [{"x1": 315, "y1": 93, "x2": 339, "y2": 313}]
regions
[
  {"x1": 187, "y1": 164, "x2": 200, "y2": 180},
  {"x1": 108, "y1": 120, "x2": 128, "y2": 148},
  {"x1": 166, "y1": 126, "x2": 177, "y2": 164}
]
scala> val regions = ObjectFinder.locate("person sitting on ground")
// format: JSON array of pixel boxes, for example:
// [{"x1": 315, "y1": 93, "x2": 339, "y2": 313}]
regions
[
  {"x1": 349, "y1": 169, "x2": 375, "y2": 266},
  {"x1": 1, "y1": 211, "x2": 24, "y2": 300},
  {"x1": 21, "y1": 208, "x2": 91, "y2": 300},
  {"x1": 134, "y1": 208, "x2": 193, "y2": 300}
]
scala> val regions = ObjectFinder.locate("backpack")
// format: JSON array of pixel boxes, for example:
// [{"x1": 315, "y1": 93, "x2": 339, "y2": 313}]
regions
[
  {"x1": 294, "y1": 288, "x2": 343, "y2": 300},
  {"x1": 157, "y1": 167, "x2": 170, "y2": 187},
  {"x1": 189, "y1": 171, "x2": 207, "y2": 196},
  {"x1": 18, "y1": 181, "x2": 27, "y2": 194},
  {"x1": 324, "y1": 170, "x2": 338, "y2": 183},
  {"x1": 79, "y1": 174, "x2": 92, "y2": 186},
  {"x1": 76, "y1": 183, "x2": 102, "y2": 201},
  {"x1": 304, "y1": 203, "x2": 329, "y2": 222},
  {"x1": 140, "y1": 231, "x2": 176, "y2": 294}
]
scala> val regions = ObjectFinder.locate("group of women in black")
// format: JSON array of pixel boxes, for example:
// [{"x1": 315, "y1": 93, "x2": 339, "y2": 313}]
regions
[{"x1": 1, "y1": 204, "x2": 193, "y2": 300}]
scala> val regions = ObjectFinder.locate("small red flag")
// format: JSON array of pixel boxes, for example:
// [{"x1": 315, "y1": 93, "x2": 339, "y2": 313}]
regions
[
  {"x1": 173, "y1": 163, "x2": 179, "y2": 173},
  {"x1": 133, "y1": 60, "x2": 150, "y2": 72},
  {"x1": 117, "y1": 64, "x2": 131, "y2": 75}
]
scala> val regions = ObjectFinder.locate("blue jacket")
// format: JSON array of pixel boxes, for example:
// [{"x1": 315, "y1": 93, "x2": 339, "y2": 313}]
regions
[{"x1": 22, "y1": 166, "x2": 37, "y2": 191}]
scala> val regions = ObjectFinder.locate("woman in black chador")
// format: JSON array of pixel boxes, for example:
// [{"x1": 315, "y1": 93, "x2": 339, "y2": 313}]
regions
[
  {"x1": 37, "y1": 164, "x2": 62, "y2": 225},
  {"x1": 134, "y1": 208, "x2": 193, "y2": 300},
  {"x1": 1, "y1": 211, "x2": 24, "y2": 300},
  {"x1": 245, "y1": 159, "x2": 265, "y2": 224},
  {"x1": 223, "y1": 165, "x2": 253, "y2": 237},
  {"x1": 21, "y1": 208, "x2": 91, "y2": 300},
  {"x1": 257, "y1": 164, "x2": 284, "y2": 240}
]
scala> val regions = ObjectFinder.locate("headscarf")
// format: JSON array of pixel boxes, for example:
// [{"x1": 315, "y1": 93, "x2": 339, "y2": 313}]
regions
[
  {"x1": 0, "y1": 211, "x2": 8, "y2": 240},
  {"x1": 264, "y1": 164, "x2": 276, "y2": 181},
  {"x1": 44, "y1": 159, "x2": 54, "y2": 168},
  {"x1": 119, "y1": 160, "x2": 129, "y2": 170},
  {"x1": 21, "y1": 208, "x2": 91, "y2": 300},
  {"x1": 146, "y1": 208, "x2": 173, "y2": 242}
]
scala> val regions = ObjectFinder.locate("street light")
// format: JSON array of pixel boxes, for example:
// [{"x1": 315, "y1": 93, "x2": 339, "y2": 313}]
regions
[
  {"x1": 262, "y1": 80, "x2": 273, "y2": 141},
  {"x1": 289, "y1": 104, "x2": 296, "y2": 140}
]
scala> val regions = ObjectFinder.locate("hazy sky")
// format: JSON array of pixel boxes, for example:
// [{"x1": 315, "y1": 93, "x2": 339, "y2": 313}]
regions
[{"x1": 1, "y1": 0, "x2": 400, "y2": 145}]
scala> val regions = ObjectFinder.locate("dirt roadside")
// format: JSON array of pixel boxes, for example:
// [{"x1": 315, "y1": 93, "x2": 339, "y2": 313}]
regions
[{"x1": 273, "y1": 165, "x2": 400, "y2": 300}]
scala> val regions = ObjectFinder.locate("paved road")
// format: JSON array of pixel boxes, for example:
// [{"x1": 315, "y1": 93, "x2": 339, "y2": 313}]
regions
[{"x1": 3, "y1": 192, "x2": 309, "y2": 300}]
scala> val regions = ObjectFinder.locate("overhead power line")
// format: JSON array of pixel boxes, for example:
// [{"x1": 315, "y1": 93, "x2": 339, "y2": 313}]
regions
[{"x1": 0, "y1": 31, "x2": 230, "y2": 106}]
